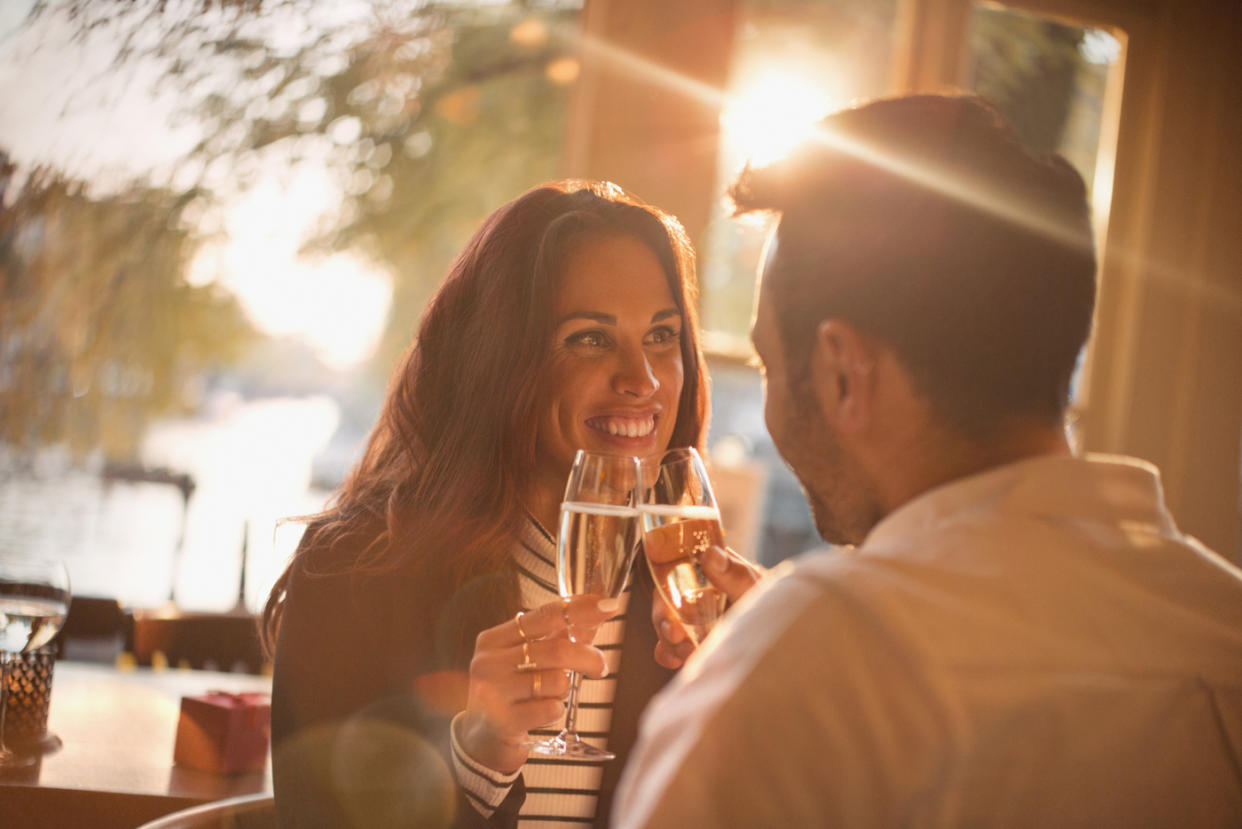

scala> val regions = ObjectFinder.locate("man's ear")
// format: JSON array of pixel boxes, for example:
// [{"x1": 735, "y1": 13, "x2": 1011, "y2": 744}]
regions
[{"x1": 810, "y1": 320, "x2": 875, "y2": 432}]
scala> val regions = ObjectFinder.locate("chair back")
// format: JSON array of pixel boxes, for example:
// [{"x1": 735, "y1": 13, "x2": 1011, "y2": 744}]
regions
[
  {"x1": 56, "y1": 596, "x2": 132, "y2": 664},
  {"x1": 137, "y1": 793, "x2": 275, "y2": 829},
  {"x1": 132, "y1": 611, "x2": 267, "y2": 673}
]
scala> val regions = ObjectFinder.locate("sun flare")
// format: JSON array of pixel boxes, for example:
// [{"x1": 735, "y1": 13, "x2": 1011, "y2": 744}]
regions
[{"x1": 720, "y1": 68, "x2": 838, "y2": 166}]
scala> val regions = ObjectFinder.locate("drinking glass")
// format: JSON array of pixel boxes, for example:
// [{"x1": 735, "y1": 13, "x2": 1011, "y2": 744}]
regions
[
  {"x1": 639, "y1": 447, "x2": 727, "y2": 646},
  {"x1": 0, "y1": 557, "x2": 71, "y2": 769},
  {"x1": 527, "y1": 450, "x2": 641, "y2": 761}
]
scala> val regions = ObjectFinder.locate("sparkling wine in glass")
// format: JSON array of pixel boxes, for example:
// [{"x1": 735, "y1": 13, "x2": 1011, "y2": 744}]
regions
[
  {"x1": 527, "y1": 450, "x2": 641, "y2": 761},
  {"x1": 0, "y1": 557, "x2": 71, "y2": 769},
  {"x1": 640, "y1": 447, "x2": 728, "y2": 646}
]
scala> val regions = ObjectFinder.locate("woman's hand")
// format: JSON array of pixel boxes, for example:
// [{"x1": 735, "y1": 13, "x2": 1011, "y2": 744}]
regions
[
  {"x1": 457, "y1": 595, "x2": 622, "y2": 774},
  {"x1": 652, "y1": 545, "x2": 764, "y2": 670}
]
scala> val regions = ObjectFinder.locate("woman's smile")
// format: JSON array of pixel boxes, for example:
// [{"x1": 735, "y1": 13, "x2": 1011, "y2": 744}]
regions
[{"x1": 586, "y1": 412, "x2": 659, "y2": 440}]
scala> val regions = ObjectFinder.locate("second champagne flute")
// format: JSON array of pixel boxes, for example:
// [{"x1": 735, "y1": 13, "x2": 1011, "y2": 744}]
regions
[
  {"x1": 527, "y1": 450, "x2": 641, "y2": 761},
  {"x1": 639, "y1": 447, "x2": 727, "y2": 646}
]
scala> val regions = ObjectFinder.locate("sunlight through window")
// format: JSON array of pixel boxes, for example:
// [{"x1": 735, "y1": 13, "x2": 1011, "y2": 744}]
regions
[{"x1": 719, "y1": 67, "x2": 838, "y2": 167}]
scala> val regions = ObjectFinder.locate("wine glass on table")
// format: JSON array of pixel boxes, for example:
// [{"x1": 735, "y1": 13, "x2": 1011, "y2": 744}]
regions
[
  {"x1": 639, "y1": 447, "x2": 727, "y2": 647},
  {"x1": 0, "y1": 556, "x2": 71, "y2": 769},
  {"x1": 527, "y1": 450, "x2": 641, "y2": 761}
]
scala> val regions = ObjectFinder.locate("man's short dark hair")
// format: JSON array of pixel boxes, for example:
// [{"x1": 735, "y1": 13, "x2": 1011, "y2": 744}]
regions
[{"x1": 732, "y1": 94, "x2": 1096, "y2": 437}]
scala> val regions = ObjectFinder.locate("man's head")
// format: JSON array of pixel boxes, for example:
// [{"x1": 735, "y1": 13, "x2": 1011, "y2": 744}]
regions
[{"x1": 738, "y1": 95, "x2": 1097, "y2": 543}]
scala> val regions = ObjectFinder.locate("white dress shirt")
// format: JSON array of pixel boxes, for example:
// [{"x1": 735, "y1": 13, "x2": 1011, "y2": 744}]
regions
[{"x1": 615, "y1": 454, "x2": 1242, "y2": 828}]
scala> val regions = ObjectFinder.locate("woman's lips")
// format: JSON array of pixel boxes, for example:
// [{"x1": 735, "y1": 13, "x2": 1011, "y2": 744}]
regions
[{"x1": 585, "y1": 414, "x2": 657, "y2": 439}]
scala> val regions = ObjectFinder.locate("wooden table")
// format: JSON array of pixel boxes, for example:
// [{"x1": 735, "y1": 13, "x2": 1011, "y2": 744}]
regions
[{"x1": 0, "y1": 662, "x2": 271, "y2": 829}]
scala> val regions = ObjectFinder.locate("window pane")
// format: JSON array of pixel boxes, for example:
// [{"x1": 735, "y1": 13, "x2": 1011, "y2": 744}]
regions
[{"x1": 966, "y1": 3, "x2": 1122, "y2": 200}]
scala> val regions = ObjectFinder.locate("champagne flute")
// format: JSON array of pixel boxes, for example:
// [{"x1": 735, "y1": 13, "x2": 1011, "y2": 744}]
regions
[
  {"x1": 527, "y1": 450, "x2": 641, "y2": 761},
  {"x1": 0, "y1": 556, "x2": 71, "y2": 769},
  {"x1": 639, "y1": 447, "x2": 727, "y2": 646}
]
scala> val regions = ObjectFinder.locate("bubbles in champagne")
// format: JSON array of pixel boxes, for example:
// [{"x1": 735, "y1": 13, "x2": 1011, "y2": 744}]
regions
[
  {"x1": 640, "y1": 507, "x2": 726, "y2": 645},
  {"x1": 557, "y1": 502, "x2": 640, "y2": 602}
]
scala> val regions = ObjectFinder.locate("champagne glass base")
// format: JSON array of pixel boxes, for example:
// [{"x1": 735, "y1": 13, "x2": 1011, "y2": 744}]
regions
[
  {"x1": 0, "y1": 746, "x2": 39, "y2": 770},
  {"x1": 526, "y1": 732, "x2": 615, "y2": 761},
  {"x1": 9, "y1": 731, "x2": 62, "y2": 756}
]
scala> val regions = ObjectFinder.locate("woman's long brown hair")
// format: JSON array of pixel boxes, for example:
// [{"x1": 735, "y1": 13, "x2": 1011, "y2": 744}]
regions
[{"x1": 261, "y1": 181, "x2": 709, "y2": 654}]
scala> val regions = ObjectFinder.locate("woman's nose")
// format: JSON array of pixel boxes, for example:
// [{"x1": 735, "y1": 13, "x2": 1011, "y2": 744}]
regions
[{"x1": 613, "y1": 344, "x2": 658, "y2": 398}]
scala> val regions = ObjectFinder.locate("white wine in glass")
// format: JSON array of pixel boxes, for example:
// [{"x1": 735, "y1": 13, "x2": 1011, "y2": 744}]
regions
[
  {"x1": 640, "y1": 447, "x2": 727, "y2": 646},
  {"x1": 0, "y1": 557, "x2": 71, "y2": 768},
  {"x1": 558, "y1": 502, "x2": 640, "y2": 602},
  {"x1": 527, "y1": 450, "x2": 641, "y2": 761}
]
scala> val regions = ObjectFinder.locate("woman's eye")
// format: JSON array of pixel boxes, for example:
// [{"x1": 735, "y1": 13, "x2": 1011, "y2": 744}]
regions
[
  {"x1": 566, "y1": 330, "x2": 608, "y2": 348},
  {"x1": 646, "y1": 326, "x2": 681, "y2": 345}
]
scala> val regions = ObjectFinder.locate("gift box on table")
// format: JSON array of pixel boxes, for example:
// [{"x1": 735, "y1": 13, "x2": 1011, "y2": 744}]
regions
[{"x1": 173, "y1": 690, "x2": 271, "y2": 774}]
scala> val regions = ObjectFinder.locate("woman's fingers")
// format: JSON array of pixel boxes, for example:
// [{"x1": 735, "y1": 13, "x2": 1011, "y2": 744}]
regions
[
  {"x1": 478, "y1": 594, "x2": 624, "y2": 649},
  {"x1": 469, "y1": 638, "x2": 607, "y2": 701},
  {"x1": 470, "y1": 660, "x2": 591, "y2": 734},
  {"x1": 511, "y1": 636, "x2": 609, "y2": 681}
]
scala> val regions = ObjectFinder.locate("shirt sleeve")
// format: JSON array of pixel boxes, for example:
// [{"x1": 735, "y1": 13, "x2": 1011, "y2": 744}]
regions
[{"x1": 450, "y1": 712, "x2": 522, "y2": 818}]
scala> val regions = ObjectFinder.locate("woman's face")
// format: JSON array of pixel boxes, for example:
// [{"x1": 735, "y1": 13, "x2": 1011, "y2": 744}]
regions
[{"x1": 534, "y1": 232, "x2": 685, "y2": 500}]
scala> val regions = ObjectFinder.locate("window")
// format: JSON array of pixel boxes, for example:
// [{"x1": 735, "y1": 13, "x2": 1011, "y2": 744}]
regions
[{"x1": 0, "y1": 1, "x2": 584, "y2": 609}]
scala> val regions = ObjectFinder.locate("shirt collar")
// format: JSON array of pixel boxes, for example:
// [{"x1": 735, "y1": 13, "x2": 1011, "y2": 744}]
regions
[{"x1": 862, "y1": 453, "x2": 1178, "y2": 552}]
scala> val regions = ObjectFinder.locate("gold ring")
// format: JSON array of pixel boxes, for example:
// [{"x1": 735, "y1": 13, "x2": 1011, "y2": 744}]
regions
[
  {"x1": 514, "y1": 611, "x2": 533, "y2": 642},
  {"x1": 531, "y1": 671, "x2": 542, "y2": 698},
  {"x1": 516, "y1": 640, "x2": 538, "y2": 673}
]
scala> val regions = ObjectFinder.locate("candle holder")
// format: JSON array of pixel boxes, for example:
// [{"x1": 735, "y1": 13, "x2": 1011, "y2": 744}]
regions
[{"x1": 3, "y1": 645, "x2": 61, "y2": 755}]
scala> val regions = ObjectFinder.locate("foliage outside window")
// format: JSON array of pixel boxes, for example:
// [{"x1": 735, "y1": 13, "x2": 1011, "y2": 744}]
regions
[{"x1": 2, "y1": 0, "x2": 583, "y2": 466}]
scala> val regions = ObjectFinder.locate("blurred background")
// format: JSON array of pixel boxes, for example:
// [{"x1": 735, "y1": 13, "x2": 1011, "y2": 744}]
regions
[{"x1": 1, "y1": 0, "x2": 1238, "y2": 615}]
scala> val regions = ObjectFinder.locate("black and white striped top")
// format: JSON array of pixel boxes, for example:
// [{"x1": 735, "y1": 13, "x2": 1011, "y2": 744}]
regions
[{"x1": 450, "y1": 517, "x2": 629, "y2": 827}]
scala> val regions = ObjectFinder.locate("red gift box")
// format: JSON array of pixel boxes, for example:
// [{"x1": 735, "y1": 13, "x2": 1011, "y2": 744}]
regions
[{"x1": 173, "y1": 690, "x2": 271, "y2": 775}]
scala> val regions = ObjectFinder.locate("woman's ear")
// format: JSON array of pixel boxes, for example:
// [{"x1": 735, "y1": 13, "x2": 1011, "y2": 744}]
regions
[{"x1": 810, "y1": 320, "x2": 875, "y2": 432}]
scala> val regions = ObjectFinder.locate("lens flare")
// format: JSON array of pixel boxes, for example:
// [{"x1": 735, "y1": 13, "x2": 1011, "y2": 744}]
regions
[{"x1": 721, "y1": 69, "x2": 837, "y2": 165}]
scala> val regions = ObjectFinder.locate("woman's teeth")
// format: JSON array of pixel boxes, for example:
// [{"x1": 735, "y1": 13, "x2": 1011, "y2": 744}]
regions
[{"x1": 589, "y1": 417, "x2": 655, "y2": 438}]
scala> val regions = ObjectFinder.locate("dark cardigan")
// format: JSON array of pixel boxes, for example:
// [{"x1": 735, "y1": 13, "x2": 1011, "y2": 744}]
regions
[{"x1": 271, "y1": 536, "x2": 672, "y2": 828}]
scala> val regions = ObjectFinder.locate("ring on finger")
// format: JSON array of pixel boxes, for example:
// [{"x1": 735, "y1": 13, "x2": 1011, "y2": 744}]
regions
[
  {"x1": 516, "y1": 640, "x2": 539, "y2": 673},
  {"x1": 531, "y1": 671, "x2": 542, "y2": 698},
  {"x1": 514, "y1": 610, "x2": 533, "y2": 643}
]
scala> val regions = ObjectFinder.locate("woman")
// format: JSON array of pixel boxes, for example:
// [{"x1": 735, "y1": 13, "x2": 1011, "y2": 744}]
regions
[{"x1": 263, "y1": 180, "x2": 710, "y2": 828}]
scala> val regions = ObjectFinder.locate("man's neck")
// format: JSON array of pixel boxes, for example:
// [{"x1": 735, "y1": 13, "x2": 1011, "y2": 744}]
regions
[{"x1": 875, "y1": 418, "x2": 1073, "y2": 517}]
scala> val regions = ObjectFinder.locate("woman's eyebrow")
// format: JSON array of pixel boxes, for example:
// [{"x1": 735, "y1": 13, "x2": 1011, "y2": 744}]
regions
[
  {"x1": 556, "y1": 308, "x2": 680, "y2": 326},
  {"x1": 558, "y1": 310, "x2": 616, "y2": 326}
]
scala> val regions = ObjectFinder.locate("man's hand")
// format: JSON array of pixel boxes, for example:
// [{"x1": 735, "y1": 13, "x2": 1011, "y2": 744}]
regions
[{"x1": 652, "y1": 545, "x2": 764, "y2": 670}]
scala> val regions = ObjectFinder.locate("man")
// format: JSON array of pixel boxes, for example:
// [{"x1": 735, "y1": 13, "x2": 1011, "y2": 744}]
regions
[{"x1": 615, "y1": 95, "x2": 1242, "y2": 827}]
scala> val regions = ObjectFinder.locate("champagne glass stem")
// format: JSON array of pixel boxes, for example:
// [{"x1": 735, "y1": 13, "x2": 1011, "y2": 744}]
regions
[{"x1": 562, "y1": 670, "x2": 584, "y2": 736}]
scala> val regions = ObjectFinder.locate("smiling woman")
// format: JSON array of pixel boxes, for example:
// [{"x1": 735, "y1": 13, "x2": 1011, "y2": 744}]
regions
[{"x1": 263, "y1": 180, "x2": 710, "y2": 828}]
